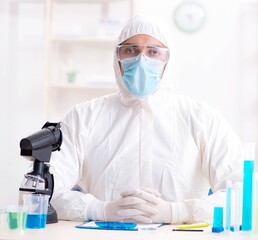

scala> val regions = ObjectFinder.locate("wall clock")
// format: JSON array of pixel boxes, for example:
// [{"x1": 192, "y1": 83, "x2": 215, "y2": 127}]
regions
[{"x1": 174, "y1": 1, "x2": 206, "y2": 33}]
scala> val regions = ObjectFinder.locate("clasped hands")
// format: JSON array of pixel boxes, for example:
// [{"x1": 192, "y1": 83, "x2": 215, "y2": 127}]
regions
[{"x1": 104, "y1": 188, "x2": 172, "y2": 224}]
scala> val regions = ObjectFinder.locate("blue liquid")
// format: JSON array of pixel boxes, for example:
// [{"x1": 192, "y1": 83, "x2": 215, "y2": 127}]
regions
[
  {"x1": 95, "y1": 221, "x2": 137, "y2": 229},
  {"x1": 212, "y1": 207, "x2": 224, "y2": 233},
  {"x1": 226, "y1": 186, "x2": 232, "y2": 230},
  {"x1": 242, "y1": 160, "x2": 254, "y2": 231},
  {"x1": 26, "y1": 214, "x2": 47, "y2": 229}
]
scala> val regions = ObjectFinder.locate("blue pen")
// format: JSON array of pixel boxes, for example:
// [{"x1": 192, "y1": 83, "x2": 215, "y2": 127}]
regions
[{"x1": 95, "y1": 221, "x2": 137, "y2": 230}]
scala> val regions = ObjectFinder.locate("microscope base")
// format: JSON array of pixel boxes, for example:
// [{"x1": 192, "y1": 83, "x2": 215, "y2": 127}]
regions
[{"x1": 47, "y1": 203, "x2": 58, "y2": 224}]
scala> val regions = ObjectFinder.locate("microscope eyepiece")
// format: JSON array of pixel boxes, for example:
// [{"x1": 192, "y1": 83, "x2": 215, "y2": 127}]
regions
[{"x1": 20, "y1": 122, "x2": 62, "y2": 162}]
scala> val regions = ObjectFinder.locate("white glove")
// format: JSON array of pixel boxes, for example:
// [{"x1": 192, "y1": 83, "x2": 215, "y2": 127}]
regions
[
  {"x1": 104, "y1": 195, "x2": 159, "y2": 223},
  {"x1": 121, "y1": 188, "x2": 172, "y2": 224}
]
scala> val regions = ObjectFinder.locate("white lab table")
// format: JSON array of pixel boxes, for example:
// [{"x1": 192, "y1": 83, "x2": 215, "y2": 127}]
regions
[{"x1": 0, "y1": 220, "x2": 257, "y2": 240}]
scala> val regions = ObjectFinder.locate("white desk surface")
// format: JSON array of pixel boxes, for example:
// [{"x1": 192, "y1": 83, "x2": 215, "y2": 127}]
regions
[{"x1": 0, "y1": 220, "x2": 257, "y2": 240}]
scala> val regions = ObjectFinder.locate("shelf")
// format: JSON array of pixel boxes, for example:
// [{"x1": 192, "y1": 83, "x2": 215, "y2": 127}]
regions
[
  {"x1": 9, "y1": 0, "x2": 44, "y2": 3},
  {"x1": 53, "y1": 0, "x2": 130, "y2": 3},
  {"x1": 48, "y1": 82, "x2": 118, "y2": 90},
  {"x1": 50, "y1": 37, "x2": 116, "y2": 45}
]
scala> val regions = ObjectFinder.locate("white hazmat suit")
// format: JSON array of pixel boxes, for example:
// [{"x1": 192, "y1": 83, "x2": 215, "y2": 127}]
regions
[{"x1": 51, "y1": 16, "x2": 242, "y2": 224}]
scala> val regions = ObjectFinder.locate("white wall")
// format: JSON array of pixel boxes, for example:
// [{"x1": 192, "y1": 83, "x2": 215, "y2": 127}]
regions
[
  {"x1": 0, "y1": 0, "x2": 45, "y2": 208},
  {"x1": 0, "y1": 0, "x2": 10, "y2": 208},
  {"x1": 0, "y1": 0, "x2": 257, "y2": 208},
  {"x1": 138, "y1": 0, "x2": 258, "y2": 144},
  {"x1": 138, "y1": 0, "x2": 258, "y2": 160}
]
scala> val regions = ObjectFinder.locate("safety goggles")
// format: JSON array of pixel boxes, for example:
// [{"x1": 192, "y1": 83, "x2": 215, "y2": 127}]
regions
[{"x1": 116, "y1": 44, "x2": 170, "y2": 63}]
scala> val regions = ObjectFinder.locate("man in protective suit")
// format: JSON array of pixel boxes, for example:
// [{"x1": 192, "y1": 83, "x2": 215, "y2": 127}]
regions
[{"x1": 51, "y1": 16, "x2": 242, "y2": 224}]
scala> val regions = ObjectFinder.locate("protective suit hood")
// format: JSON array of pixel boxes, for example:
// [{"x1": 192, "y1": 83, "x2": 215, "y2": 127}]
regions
[{"x1": 113, "y1": 15, "x2": 171, "y2": 105}]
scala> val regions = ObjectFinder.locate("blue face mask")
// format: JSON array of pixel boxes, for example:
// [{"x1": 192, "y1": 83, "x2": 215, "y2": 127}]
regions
[{"x1": 120, "y1": 55, "x2": 165, "y2": 97}]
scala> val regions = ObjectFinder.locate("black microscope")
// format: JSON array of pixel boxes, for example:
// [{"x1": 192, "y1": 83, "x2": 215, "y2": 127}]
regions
[{"x1": 19, "y1": 122, "x2": 62, "y2": 224}]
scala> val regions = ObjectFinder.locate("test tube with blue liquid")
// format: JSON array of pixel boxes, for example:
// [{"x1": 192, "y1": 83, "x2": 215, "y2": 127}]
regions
[
  {"x1": 225, "y1": 180, "x2": 232, "y2": 231},
  {"x1": 212, "y1": 192, "x2": 224, "y2": 233},
  {"x1": 233, "y1": 181, "x2": 242, "y2": 232},
  {"x1": 242, "y1": 143, "x2": 255, "y2": 231},
  {"x1": 212, "y1": 206, "x2": 224, "y2": 233}
]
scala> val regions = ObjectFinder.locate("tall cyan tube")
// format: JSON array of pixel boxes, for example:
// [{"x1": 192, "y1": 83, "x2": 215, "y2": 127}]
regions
[
  {"x1": 242, "y1": 143, "x2": 255, "y2": 231},
  {"x1": 253, "y1": 173, "x2": 258, "y2": 233}
]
